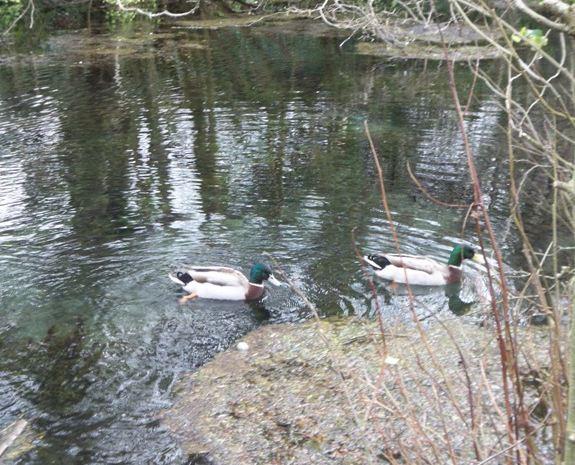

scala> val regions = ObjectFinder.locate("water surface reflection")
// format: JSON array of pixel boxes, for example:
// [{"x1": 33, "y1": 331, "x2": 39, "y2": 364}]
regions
[{"x1": 0, "y1": 24, "x2": 532, "y2": 463}]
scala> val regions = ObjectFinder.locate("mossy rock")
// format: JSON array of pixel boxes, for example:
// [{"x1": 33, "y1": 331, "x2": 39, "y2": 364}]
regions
[{"x1": 162, "y1": 317, "x2": 554, "y2": 464}]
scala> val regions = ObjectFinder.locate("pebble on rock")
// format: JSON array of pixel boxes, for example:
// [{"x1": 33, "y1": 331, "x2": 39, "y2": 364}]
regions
[{"x1": 237, "y1": 342, "x2": 249, "y2": 351}]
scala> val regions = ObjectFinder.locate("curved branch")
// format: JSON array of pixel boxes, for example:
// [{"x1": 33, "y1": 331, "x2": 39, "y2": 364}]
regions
[
  {"x1": 513, "y1": 0, "x2": 572, "y2": 33},
  {"x1": 2, "y1": 0, "x2": 34, "y2": 35},
  {"x1": 115, "y1": 0, "x2": 199, "y2": 18}
]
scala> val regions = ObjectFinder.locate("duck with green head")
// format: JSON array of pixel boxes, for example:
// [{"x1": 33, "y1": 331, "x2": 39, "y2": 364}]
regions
[
  {"x1": 363, "y1": 244, "x2": 485, "y2": 286},
  {"x1": 169, "y1": 263, "x2": 282, "y2": 302}
]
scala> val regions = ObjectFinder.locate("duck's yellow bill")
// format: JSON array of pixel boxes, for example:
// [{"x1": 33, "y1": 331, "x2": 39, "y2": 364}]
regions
[
  {"x1": 268, "y1": 274, "x2": 282, "y2": 286},
  {"x1": 472, "y1": 254, "x2": 486, "y2": 265}
]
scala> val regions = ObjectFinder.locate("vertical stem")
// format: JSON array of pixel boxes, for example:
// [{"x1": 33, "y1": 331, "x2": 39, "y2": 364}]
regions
[
  {"x1": 566, "y1": 296, "x2": 575, "y2": 464},
  {"x1": 87, "y1": 0, "x2": 93, "y2": 32},
  {"x1": 454, "y1": 56, "x2": 515, "y2": 457},
  {"x1": 563, "y1": 34, "x2": 575, "y2": 465},
  {"x1": 551, "y1": 119, "x2": 567, "y2": 462}
]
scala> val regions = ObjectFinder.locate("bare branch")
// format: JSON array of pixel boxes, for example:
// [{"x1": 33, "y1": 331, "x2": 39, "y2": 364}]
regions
[
  {"x1": 2, "y1": 0, "x2": 35, "y2": 36},
  {"x1": 115, "y1": 0, "x2": 200, "y2": 18},
  {"x1": 513, "y1": 0, "x2": 572, "y2": 33}
]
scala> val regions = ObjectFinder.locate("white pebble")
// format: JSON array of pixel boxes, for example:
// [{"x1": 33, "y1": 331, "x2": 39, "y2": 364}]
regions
[{"x1": 237, "y1": 341, "x2": 249, "y2": 351}]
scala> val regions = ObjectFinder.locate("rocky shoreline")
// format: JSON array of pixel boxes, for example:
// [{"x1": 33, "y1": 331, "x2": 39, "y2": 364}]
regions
[{"x1": 162, "y1": 316, "x2": 552, "y2": 464}]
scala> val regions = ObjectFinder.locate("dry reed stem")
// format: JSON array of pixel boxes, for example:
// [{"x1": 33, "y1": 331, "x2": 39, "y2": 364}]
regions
[{"x1": 441, "y1": 41, "x2": 532, "y2": 462}]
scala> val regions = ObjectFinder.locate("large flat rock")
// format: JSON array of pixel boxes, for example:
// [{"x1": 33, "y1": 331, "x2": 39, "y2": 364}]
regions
[{"x1": 162, "y1": 317, "x2": 552, "y2": 464}]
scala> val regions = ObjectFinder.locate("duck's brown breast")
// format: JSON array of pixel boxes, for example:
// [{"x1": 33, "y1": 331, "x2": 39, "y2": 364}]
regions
[
  {"x1": 245, "y1": 284, "x2": 265, "y2": 301},
  {"x1": 446, "y1": 266, "x2": 463, "y2": 284}
]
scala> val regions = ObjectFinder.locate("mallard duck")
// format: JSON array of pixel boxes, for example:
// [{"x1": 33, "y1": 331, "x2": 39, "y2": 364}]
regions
[
  {"x1": 169, "y1": 263, "x2": 282, "y2": 302},
  {"x1": 363, "y1": 244, "x2": 485, "y2": 286}
]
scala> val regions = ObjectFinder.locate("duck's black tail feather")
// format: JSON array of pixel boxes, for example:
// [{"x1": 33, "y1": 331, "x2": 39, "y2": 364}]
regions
[
  {"x1": 176, "y1": 271, "x2": 194, "y2": 284},
  {"x1": 365, "y1": 254, "x2": 391, "y2": 269}
]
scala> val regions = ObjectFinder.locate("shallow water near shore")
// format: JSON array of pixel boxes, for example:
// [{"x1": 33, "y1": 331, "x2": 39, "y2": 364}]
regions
[{"x1": 0, "y1": 19, "x2": 552, "y2": 463}]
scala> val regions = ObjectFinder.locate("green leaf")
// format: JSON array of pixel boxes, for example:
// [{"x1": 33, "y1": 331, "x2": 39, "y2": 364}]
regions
[{"x1": 512, "y1": 26, "x2": 548, "y2": 48}]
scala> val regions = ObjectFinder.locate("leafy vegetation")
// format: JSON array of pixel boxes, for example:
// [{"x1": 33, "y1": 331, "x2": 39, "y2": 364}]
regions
[{"x1": 0, "y1": 0, "x2": 26, "y2": 30}]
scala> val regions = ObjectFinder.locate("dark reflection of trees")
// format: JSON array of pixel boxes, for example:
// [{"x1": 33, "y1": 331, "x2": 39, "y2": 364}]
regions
[
  {"x1": 56, "y1": 61, "x2": 133, "y2": 243},
  {"x1": 177, "y1": 30, "x2": 228, "y2": 217},
  {"x1": 0, "y1": 319, "x2": 103, "y2": 463},
  {"x1": 51, "y1": 53, "x2": 184, "y2": 241},
  {"x1": 132, "y1": 56, "x2": 174, "y2": 225}
]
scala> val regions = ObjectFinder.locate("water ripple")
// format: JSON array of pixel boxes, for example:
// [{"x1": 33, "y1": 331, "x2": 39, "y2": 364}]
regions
[{"x1": 0, "y1": 26, "x2": 521, "y2": 465}]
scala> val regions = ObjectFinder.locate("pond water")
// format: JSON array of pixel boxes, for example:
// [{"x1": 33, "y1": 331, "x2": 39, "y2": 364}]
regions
[{"x1": 0, "y1": 20, "x2": 544, "y2": 464}]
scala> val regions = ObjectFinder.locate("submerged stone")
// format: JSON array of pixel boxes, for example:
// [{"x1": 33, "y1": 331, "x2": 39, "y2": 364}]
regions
[
  {"x1": 0, "y1": 419, "x2": 35, "y2": 462},
  {"x1": 355, "y1": 42, "x2": 503, "y2": 61}
]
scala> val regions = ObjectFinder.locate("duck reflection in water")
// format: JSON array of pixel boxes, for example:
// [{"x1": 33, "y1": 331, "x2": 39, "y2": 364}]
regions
[
  {"x1": 445, "y1": 283, "x2": 475, "y2": 316},
  {"x1": 370, "y1": 281, "x2": 480, "y2": 317},
  {"x1": 246, "y1": 299, "x2": 272, "y2": 322}
]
